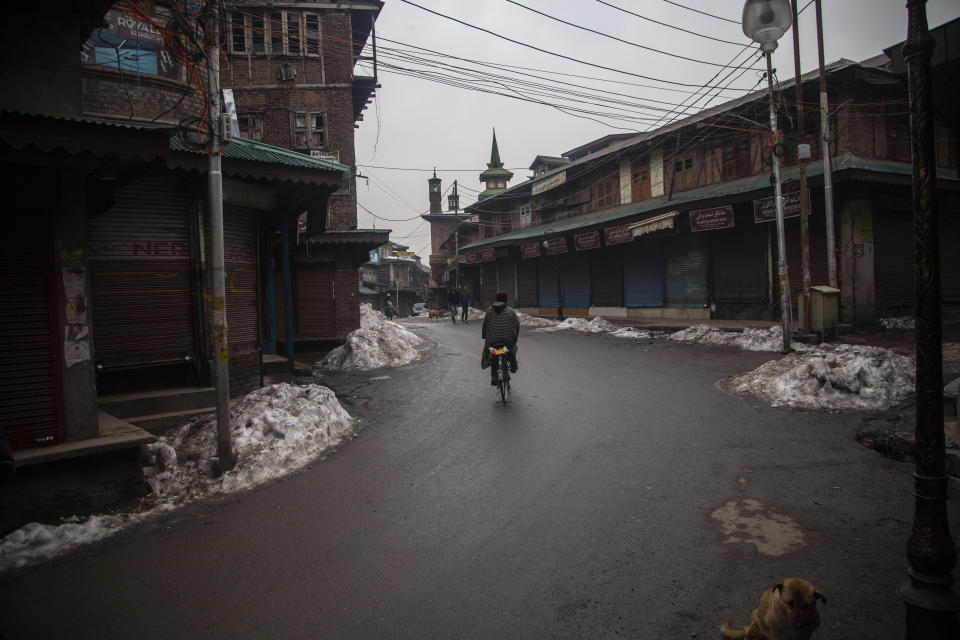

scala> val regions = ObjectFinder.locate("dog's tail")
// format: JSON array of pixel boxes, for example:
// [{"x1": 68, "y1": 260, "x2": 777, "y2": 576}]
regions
[{"x1": 719, "y1": 621, "x2": 746, "y2": 639}]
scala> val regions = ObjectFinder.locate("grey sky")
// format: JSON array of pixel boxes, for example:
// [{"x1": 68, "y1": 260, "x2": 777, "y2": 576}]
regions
[{"x1": 353, "y1": 0, "x2": 960, "y2": 259}]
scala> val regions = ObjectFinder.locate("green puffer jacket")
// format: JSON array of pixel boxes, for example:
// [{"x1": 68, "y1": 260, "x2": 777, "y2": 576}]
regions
[{"x1": 482, "y1": 302, "x2": 520, "y2": 345}]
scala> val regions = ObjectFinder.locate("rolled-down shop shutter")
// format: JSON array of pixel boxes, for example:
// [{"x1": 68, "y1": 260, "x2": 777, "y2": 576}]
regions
[
  {"x1": 517, "y1": 259, "x2": 538, "y2": 307},
  {"x1": 89, "y1": 175, "x2": 195, "y2": 368},
  {"x1": 481, "y1": 263, "x2": 497, "y2": 309},
  {"x1": 714, "y1": 224, "x2": 767, "y2": 303},
  {"x1": 783, "y1": 210, "x2": 830, "y2": 309},
  {"x1": 942, "y1": 211, "x2": 960, "y2": 303},
  {"x1": 590, "y1": 245, "x2": 624, "y2": 307},
  {"x1": 206, "y1": 205, "x2": 259, "y2": 353},
  {"x1": 0, "y1": 219, "x2": 60, "y2": 449},
  {"x1": 538, "y1": 255, "x2": 559, "y2": 308},
  {"x1": 873, "y1": 209, "x2": 913, "y2": 310},
  {"x1": 664, "y1": 233, "x2": 708, "y2": 308},
  {"x1": 561, "y1": 250, "x2": 591, "y2": 308},
  {"x1": 296, "y1": 263, "x2": 335, "y2": 338},
  {"x1": 624, "y1": 237, "x2": 663, "y2": 307},
  {"x1": 499, "y1": 257, "x2": 518, "y2": 306}
]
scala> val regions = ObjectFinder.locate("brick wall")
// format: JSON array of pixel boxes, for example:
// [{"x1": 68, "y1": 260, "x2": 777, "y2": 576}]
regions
[{"x1": 80, "y1": 67, "x2": 202, "y2": 124}]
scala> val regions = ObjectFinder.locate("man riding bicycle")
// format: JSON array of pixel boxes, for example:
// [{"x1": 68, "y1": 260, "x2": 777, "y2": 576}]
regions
[{"x1": 481, "y1": 291, "x2": 519, "y2": 385}]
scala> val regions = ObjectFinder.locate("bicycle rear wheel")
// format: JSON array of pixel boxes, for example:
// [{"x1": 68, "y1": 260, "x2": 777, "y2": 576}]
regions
[{"x1": 498, "y1": 357, "x2": 509, "y2": 403}]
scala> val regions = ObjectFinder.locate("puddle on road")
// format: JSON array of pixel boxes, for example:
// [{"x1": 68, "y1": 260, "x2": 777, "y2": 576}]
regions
[{"x1": 711, "y1": 498, "x2": 804, "y2": 556}]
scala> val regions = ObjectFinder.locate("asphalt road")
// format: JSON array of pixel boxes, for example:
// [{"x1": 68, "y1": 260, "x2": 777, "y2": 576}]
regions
[{"x1": 2, "y1": 318, "x2": 956, "y2": 639}]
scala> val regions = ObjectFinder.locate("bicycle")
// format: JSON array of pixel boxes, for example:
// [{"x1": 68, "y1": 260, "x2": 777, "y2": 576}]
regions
[{"x1": 489, "y1": 344, "x2": 511, "y2": 405}]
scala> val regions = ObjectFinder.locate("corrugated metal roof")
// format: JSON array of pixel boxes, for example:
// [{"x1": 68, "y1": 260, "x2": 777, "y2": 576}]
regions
[
  {"x1": 170, "y1": 134, "x2": 349, "y2": 173},
  {"x1": 460, "y1": 153, "x2": 959, "y2": 251}
]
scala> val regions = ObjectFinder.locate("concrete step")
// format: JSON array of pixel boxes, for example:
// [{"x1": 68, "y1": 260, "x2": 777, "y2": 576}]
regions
[
  {"x1": 124, "y1": 407, "x2": 215, "y2": 435},
  {"x1": 262, "y1": 354, "x2": 313, "y2": 376},
  {"x1": 98, "y1": 386, "x2": 216, "y2": 419}
]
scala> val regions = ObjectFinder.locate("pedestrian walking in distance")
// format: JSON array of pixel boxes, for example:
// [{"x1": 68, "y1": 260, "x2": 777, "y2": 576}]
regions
[
  {"x1": 447, "y1": 287, "x2": 459, "y2": 324},
  {"x1": 460, "y1": 284, "x2": 471, "y2": 323}
]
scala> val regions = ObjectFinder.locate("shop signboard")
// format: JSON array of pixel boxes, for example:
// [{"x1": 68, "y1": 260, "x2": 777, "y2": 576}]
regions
[
  {"x1": 543, "y1": 237, "x2": 568, "y2": 254},
  {"x1": 753, "y1": 189, "x2": 809, "y2": 223},
  {"x1": 478, "y1": 247, "x2": 496, "y2": 262},
  {"x1": 521, "y1": 242, "x2": 540, "y2": 259},
  {"x1": 604, "y1": 224, "x2": 632, "y2": 246},
  {"x1": 689, "y1": 205, "x2": 735, "y2": 232},
  {"x1": 574, "y1": 230, "x2": 601, "y2": 251}
]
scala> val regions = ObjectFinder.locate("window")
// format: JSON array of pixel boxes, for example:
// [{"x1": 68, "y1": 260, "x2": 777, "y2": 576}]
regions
[
  {"x1": 519, "y1": 204, "x2": 531, "y2": 228},
  {"x1": 631, "y1": 158, "x2": 650, "y2": 202},
  {"x1": 722, "y1": 140, "x2": 751, "y2": 180},
  {"x1": 238, "y1": 114, "x2": 264, "y2": 141},
  {"x1": 287, "y1": 13, "x2": 301, "y2": 55},
  {"x1": 270, "y1": 12, "x2": 284, "y2": 54},
  {"x1": 231, "y1": 12, "x2": 248, "y2": 53},
  {"x1": 672, "y1": 151, "x2": 697, "y2": 191},
  {"x1": 304, "y1": 14, "x2": 321, "y2": 57},
  {"x1": 251, "y1": 14, "x2": 265, "y2": 54},
  {"x1": 292, "y1": 111, "x2": 326, "y2": 149},
  {"x1": 595, "y1": 177, "x2": 617, "y2": 209}
]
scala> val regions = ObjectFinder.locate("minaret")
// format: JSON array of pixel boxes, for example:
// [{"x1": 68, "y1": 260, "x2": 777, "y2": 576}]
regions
[
  {"x1": 428, "y1": 168, "x2": 442, "y2": 214},
  {"x1": 478, "y1": 128, "x2": 513, "y2": 200}
]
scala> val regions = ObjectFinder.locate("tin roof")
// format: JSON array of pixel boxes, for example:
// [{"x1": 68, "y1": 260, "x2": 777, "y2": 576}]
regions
[{"x1": 171, "y1": 134, "x2": 349, "y2": 173}]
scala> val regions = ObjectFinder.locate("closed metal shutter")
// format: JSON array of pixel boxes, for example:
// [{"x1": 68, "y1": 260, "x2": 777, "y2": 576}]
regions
[
  {"x1": 481, "y1": 263, "x2": 497, "y2": 309},
  {"x1": 783, "y1": 212, "x2": 830, "y2": 308},
  {"x1": 297, "y1": 263, "x2": 335, "y2": 338},
  {"x1": 0, "y1": 220, "x2": 60, "y2": 449},
  {"x1": 499, "y1": 258, "x2": 518, "y2": 306},
  {"x1": 89, "y1": 176, "x2": 195, "y2": 368},
  {"x1": 665, "y1": 233, "x2": 708, "y2": 307},
  {"x1": 873, "y1": 209, "x2": 913, "y2": 309},
  {"x1": 561, "y1": 251, "x2": 591, "y2": 308},
  {"x1": 714, "y1": 225, "x2": 767, "y2": 303},
  {"x1": 624, "y1": 237, "x2": 663, "y2": 307},
  {"x1": 517, "y1": 259, "x2": 538, "y2": 307},
  {"x1": 590, "y1": 246, "x2": 624, "y2": 307},
  {"x1": 538, "y1": 255, "x2": 559, "y2": 308},
  {"x1": 940, "y1": 212, "x2": 959, "y2": 303},
  {"x1": 206, "y1": 205, "x2": 259, "y2": 353}
]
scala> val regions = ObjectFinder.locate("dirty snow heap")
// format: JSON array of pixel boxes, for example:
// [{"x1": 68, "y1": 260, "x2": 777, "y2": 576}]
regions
[
  {"x1": 318, "y1": 304, "x2": 422, "y2": 371},
  {"x1": 725, "y1": 344, "x2": 914, "y2": 410}
]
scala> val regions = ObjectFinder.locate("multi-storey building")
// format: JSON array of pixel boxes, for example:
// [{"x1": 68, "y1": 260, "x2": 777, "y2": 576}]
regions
[
  {"x1": 359, "y1": 243, "x2": 429, "y2": 316},
  {"x1": 458, "y1": 54, "x2": 959, "y2": 327}
]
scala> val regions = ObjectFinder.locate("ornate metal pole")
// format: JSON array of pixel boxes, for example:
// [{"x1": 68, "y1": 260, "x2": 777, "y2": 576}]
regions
[{"x1": 897, "y1": 2, "x2": 960, "y2": 636}]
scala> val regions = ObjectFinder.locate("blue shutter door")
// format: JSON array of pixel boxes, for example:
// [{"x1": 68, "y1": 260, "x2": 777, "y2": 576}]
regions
[
  {"x1": 538, "y1": 255, "x2": 559, "y2": 308},
  {"x1": 665, "y1": 233, "x2": 708, "y2": 307},
  {"x1": 624, "y1": 237, "x2": 663, "y2": 307},
  {"x1": 517, "y1": 259, "x2": 538, "y2": 306},
  {"x1": 561, "y1": 251, "x2": 591, "y2": 308}
]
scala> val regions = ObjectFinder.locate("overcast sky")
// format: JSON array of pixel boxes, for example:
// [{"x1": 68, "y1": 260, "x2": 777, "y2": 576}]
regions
[{"x1": 352, "y1": 0, "x2": 960, "y2": 259}]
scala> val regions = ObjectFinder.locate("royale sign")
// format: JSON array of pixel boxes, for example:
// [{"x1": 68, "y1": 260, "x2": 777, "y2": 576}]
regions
[{"x1": 753, "y1": 190, "x2": 809, "y2": 223}]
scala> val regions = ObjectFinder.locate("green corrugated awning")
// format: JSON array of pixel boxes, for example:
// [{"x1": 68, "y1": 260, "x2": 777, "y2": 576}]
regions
[{"x1": 170, "y1": 134, "x2": 348, "y2": 173}]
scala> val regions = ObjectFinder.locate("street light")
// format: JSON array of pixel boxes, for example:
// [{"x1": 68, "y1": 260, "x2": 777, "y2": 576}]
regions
[{"x1": 742, "y1": 0, "x2": 793, "y2": 352}]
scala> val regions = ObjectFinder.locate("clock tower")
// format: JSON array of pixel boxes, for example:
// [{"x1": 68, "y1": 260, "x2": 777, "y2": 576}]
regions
[{"x1": 428, "y1": 169, "x2": 442, "y2": 214}]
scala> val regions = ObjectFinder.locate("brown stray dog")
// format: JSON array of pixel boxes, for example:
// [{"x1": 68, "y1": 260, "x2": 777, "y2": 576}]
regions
[
  {"x1": 427, "y1": 309, "x2": 446, "y2": 322},
  {"x1": 720, "y1": 578, "x2": 826, "y2": 640}
]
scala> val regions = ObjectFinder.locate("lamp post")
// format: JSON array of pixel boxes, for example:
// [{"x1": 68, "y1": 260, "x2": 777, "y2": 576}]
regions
[
  {"x1": 742, "y1": 0, "x2": 793, "y2": 353},
  {"x1": 897, "y1": 2, "x2": 960, "y2": 636}
]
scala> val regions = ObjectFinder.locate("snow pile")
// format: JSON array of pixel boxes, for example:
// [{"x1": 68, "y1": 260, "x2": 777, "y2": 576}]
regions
[
  {"x1": 669, "y1": 324, "x2": 793, "y2": 352},
  {"x1": 880, "y1": 316, "x2": 915, "y2": 330},
  {"x1": 726, "y1": 344, "x2": 914, "y2": 410},
  {"x1": 517, "y1": 312, "x2": 557, "y2": 328},
  {"x1": 465, "y1": 306, "x2": 486, "y2": 321},
  {"x1": 536, "y1": 316, "x2": 619, "y2": 333},
  {"x1": 609, "y1": 326, "x2": 664, "y2": 340},
  {"x1": 319, "y1": 304, "x2": 422, "y2": 371},
  {"x1": 0, "y1": 382, "x2": 353, "y2": 571}
]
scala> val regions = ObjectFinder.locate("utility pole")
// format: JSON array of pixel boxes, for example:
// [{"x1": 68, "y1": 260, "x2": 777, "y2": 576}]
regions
[
  {"x1": 205, "y1": 4, "x2": 235, "y2": 472},
  {"x1": 814, "y1": 0, "x2": 838, "y2": 288},
  {"x1": 791, "y1": 0, "x2": 811, "y2": 331},
  {"x1": 453, "y1": 180, "x2": 460, "y2": 292},
  {"x1": 897, "y1": 1, "x2": 960, "y2": 636}
]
